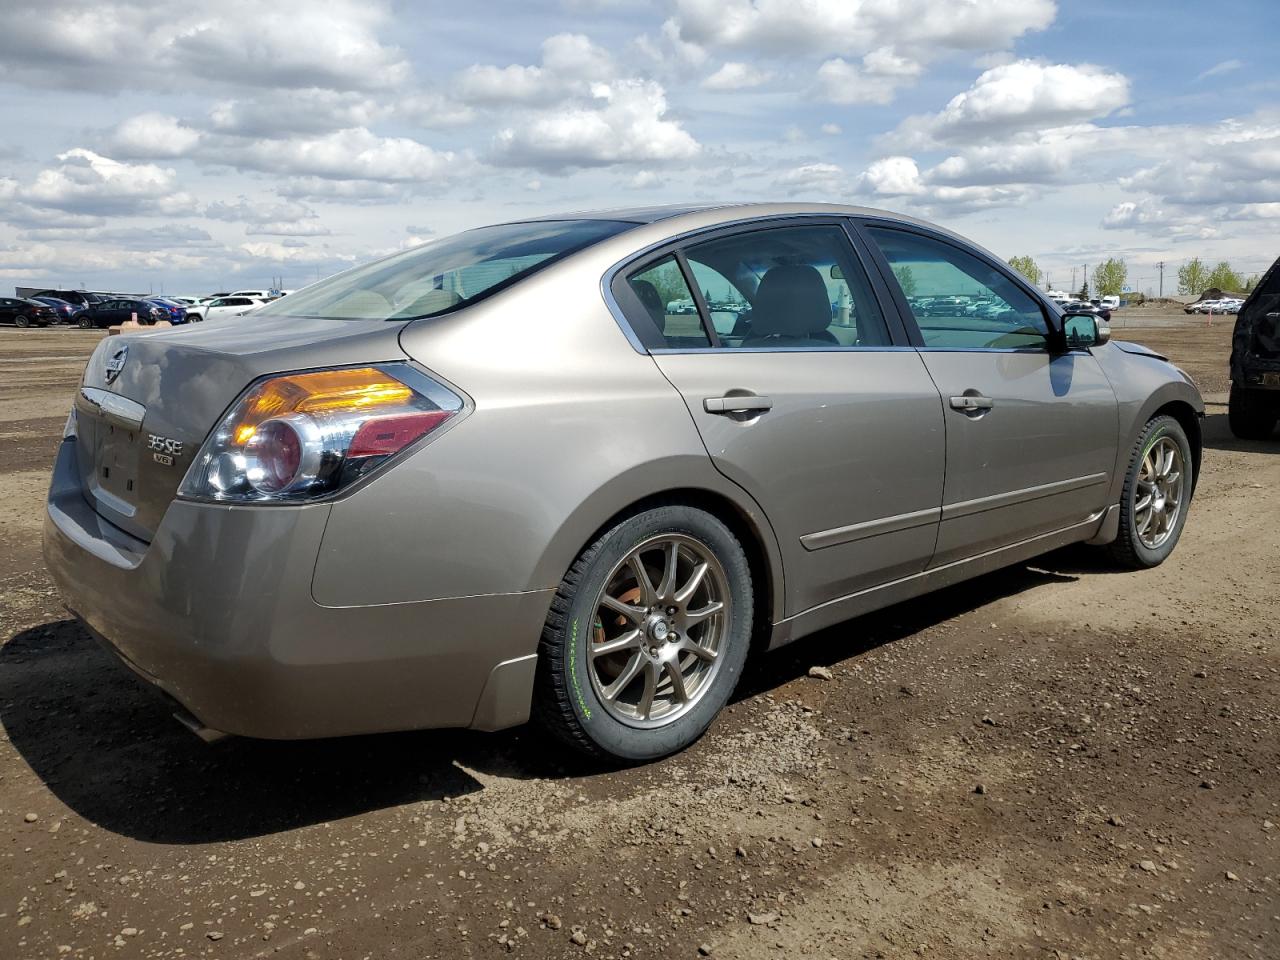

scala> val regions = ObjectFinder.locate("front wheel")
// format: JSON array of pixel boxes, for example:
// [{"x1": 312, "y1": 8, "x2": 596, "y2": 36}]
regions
[
  {"x1": 76, "y1": 315, "x2": 92, "y2": 329},
  {"x1": 15, "y1": 314, "x2": 30, "y2": 328},
  {"x1": 534, "y1": 505, "x2": 753, "y2": 762},
  {"x1": 1108, "y1": 415, "x2": 1194, "y2": 569},
  {"x1": 1228, "y1": 383, "x2": 1277, "y2": 440}
]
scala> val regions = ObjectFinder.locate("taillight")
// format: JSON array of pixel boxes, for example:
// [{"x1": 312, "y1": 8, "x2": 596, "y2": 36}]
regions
[{"x1": 178, "y1": 364, "x2": 464, "y2": 503}]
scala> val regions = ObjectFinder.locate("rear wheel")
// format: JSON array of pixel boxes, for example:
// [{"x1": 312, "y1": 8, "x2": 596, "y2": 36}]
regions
[
  {"x1": 534, "y1": 504, "x2": 753, "y2": 762},
  {"x1": 76, "y1": 315, "x2": 92, "y2": 329},
  {"x1": 1228, "y1": 383, "x2": 1278, "y2": 440},
  {"x1": 1108, "y1": 415, "x2": 1193, "y2": 569}
]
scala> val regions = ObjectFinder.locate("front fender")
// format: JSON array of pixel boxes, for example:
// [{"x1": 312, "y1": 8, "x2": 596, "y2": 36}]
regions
[{"x1": 1092, "y1": 342, "x2": 1205, "y2": 504}]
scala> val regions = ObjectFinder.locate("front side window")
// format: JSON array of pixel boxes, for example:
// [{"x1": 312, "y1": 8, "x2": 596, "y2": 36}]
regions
[
  {"x1": 256, "y1": 219, "x2": 635, "y2": 321},
  {"x1": 683, "y1": 225, "x2": 891, "y2": 349},
  {"x1": 625, "y1": 257, "x2": 712, "y2": 348},
  {"x1": 866, "y1": 227, "x2": 1049, "y2": 349}
]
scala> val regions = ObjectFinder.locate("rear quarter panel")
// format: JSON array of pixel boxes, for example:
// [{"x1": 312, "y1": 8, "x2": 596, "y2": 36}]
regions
[{"x1": 311, "y1": 253, "x2": 786, "y2": 619}]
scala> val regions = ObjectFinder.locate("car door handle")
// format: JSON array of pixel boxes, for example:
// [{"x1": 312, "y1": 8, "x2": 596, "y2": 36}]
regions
[
  {"x1": 704, "y1": 395, "x2": 774, "y2": 414},
  {"x1": 949, "y1": 394, "x2": 994, "y2": 412}
]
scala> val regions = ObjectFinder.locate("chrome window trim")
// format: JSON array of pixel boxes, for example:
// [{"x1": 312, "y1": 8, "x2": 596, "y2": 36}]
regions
[{"x1": 600, "y1": 212, "x2": 902, "y2": 355}]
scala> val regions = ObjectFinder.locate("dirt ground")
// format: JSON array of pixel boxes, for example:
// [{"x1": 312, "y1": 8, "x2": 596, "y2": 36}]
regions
[{"x1": 0, "y1": 313, "x2": 1276, "y2": 960}]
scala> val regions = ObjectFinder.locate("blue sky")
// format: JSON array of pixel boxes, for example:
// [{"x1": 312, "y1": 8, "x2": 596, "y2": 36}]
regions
[{"x1": 1, "y1": 0, "x2": 1276, "y2": 295}]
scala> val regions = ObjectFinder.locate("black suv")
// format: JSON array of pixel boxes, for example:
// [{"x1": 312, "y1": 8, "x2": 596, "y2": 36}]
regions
[
  {"x1": 1229, "y1": 257, "x2": 1280, "y2": 439},
  {"x1": 76, "y1": 298, "x2": 167, "y2": 329}
]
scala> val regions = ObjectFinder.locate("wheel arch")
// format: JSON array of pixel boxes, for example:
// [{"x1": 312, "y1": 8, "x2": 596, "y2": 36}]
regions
[{"x1": 533, "y1": 474, "x2": 786, "y2": 654}]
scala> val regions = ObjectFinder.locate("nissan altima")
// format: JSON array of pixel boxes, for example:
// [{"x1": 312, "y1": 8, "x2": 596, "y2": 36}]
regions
[{"x1": 44, "y1": 203, "x2": 1203, "y2": 762}]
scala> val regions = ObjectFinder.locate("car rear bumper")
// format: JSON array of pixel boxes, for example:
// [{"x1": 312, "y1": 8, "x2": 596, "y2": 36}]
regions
[{"x1": 42, "y1": 438, "x2": 552, "y2": 739}]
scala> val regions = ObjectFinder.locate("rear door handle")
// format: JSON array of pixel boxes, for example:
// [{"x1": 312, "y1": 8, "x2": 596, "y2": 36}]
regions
[
  {"x1": 704, "y1": 395, "x2": 774, "y2": 414},
  {"x1": 949, "y1": 394, "x2": 994, "y2": 412}
]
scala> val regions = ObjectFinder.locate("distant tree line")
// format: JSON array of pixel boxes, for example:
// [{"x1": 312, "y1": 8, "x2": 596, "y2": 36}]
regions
[{"x1": 1177, "y1": 258, "x2": 1258, "y2": 296}]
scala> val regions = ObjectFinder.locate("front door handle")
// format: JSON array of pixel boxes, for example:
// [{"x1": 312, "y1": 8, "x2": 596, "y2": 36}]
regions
[
  {"x1": 949, "y1": 394, "x2": 994, "y2": 413},
  {"x1": 704, "y1": 395, "x2": 774, "y2": 414}
]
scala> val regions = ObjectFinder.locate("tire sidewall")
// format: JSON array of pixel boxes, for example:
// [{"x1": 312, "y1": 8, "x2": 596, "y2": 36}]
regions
[
  {"x1": 1122, "y1": 417, "x2": 1193, "y2": 566},
  {"x1": 560, "y1": 507, "x2": 752, "y2": 762}
]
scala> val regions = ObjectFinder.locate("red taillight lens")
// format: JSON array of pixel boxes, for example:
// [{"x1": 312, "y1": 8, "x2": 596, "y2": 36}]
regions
[
  {"x1": 244, "y1": 418, "x2": 304, "y2": 493},
  {"x1": 348, "y1": 411, "x2": 453, "y2": 459}
]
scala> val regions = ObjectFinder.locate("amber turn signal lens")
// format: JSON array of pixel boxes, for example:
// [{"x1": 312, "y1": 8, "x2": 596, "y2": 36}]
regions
[{"x1": 230, "y1": 368, "x2": 414, "y2": 435}]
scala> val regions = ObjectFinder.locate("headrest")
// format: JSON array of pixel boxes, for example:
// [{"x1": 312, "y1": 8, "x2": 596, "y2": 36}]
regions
[{"x1": 750, "y1": 264, "x2": 831, "y2": 338}]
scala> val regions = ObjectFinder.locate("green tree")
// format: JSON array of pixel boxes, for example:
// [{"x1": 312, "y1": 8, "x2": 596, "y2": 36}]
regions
[
  {"x1": 1007, "y1": 255, "x2": 1040, "y2": 286},
  {"x1": 1204, "y1": 260, "x2": 1243, "y2": 292},
  {"x1": 644, "y1": 261, "x2": 691, "y2": 309},
  {"x1": 1244, "y1": 274, "x2": 1260, "y2": 293},
  {"x1": 1092, "y1": 258, "x2": 1127, "y2": 297},
  {"x1": 893, "y1": 265, "x2": 918, "y2": 296},
  {"x1": 1177, "y1": 257, "x2": 1208, "y2": 296}
]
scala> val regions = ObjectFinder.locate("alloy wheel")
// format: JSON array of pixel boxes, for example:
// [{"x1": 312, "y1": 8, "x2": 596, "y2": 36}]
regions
[
  {"x1": 1134, "y1": 436, "x2": 1184, "y2": 549},
  {"x1": 587, "y1": 534, "x2": 730, "y2": 728}
]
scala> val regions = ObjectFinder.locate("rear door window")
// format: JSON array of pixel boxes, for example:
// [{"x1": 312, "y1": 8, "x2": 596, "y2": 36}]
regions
[{"x1": 683, "y1": 225, "x2": 891, "y2": 349}]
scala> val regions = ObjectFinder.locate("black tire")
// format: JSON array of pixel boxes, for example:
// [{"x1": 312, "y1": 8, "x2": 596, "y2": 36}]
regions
[
  {"x1": 76, "y1": 315, "x2": 92, "y2": 329},
  {"x1": 15, "y1": 314, "x2": 30, "y2": 328},
  {"x1": 534, "y1": 504, "x2": 753, "y2": 762},
  {"x1": 1108, "y1": 415, "x2": 1194, "y2": 569},
  {"x1": 1228, "y1": 383, "x2": 1277, "y2": 440}
]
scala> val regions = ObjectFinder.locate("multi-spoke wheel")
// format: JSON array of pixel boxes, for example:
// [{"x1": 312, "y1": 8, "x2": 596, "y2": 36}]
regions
[
  {"x1": 534, "y1": 505, "x2": 753, "y2": 761},
  {"x1": 1133, "y1": 436, "x2": 1184, "y2": 550},
  {"x1": 1109, "y1": 415, "x2": 1195, "y2": 569}
]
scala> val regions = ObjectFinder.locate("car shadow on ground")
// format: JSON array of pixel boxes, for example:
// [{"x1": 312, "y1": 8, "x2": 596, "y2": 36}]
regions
[
  {"x1": 1, "y1": 560, "x2": 1091, "y2": 846},
  {"x1": 1201, "y1": 408, "x2": 1279, "y2": 453}
]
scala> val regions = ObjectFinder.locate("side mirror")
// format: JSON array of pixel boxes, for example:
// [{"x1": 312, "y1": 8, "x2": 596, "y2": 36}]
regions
[
  {"x1": 829, "y1": 264, "x2": 845, "y2": 280},
  {"x1": 1062, "y1": 311, "x2": 1110, "y2": 348}
]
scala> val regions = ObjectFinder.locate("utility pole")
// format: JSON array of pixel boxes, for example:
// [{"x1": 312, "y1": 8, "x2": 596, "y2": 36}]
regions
[
  {"x1": 1071, "y1": 267, "x2": 1076, "y2": 291},
  {"x1": 1157, "y1": 261, "x2": 1164, "y2": 298}
]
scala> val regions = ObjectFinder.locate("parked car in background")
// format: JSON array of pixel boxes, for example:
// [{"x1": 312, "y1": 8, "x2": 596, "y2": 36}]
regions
[
  {"x1": 202, "y1": 295, "x2": 265, "y2": 322},
  {"x1": 75, "y1": 297, "x2": 167, "y2": 329},
  {"x1": 0, "y1": 297, "x2": 57, "y2": 327},
  {"x1": 31, "y1": 296, "x2": 84, "y2": 323},
  {"x1": 146, "y1": 298, "x2": 190, "y2": 324},
  {"x1": 44, "y1": 203, "x2": 1205, "y2": 764},
  {"x1": 229, "y1": 289, "x2": 275, "y2": 300},
  {"x1": 29, "y1": 289, "x2": 111, "y2": 311}
]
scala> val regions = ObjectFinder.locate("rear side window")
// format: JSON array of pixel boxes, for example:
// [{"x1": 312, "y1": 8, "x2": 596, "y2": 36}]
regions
[
  {"x1": 625, "y1": 257, "x2": 712, "y2": 348},
  {"x1": 866, "y1": 227, "x2": 1049, "y2": 350},
  {"x1": 256, "y1": 219, "x2": 635, "y2": 321},
  {"x1": 683, "y1": 225, "x2": 891, "y2": 349}
]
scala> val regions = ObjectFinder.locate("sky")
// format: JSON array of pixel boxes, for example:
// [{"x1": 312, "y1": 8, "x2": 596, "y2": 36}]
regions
[{"x1": 0, "y1": 0, "x2": 1277, "y2": 297}]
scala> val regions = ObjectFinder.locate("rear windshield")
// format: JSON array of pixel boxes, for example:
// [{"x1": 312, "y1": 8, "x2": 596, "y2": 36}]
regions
[{"x1": 255, "y1": 219, "x2": 635, "y2": 321}]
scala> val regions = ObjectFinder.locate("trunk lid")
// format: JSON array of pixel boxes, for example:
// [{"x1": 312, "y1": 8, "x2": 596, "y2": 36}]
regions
[{"x1": 74, "y1": 315, "x2": 409, "y2": 542}]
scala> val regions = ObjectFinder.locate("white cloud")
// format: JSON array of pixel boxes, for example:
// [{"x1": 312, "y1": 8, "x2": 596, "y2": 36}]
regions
[
  {"x1": 209, "y1": 90, "x2": 382, "y2": 137},
  {"x1": 775, "y1": 162, "x2": 846, "y2": 196},
  {"x1": 109, "y1": 113, "x2": 202, "y2": 158},
  {"x1": 889, "y1": 60, "x2": 1130, "y2": 146},
  {"x1": 1198, "y1": 59, "x2": 1243, "y2": 81},
  {"x1": 205, "y1": 197, "x2": 318, "y2": 225},
  {"x1": 245, "y1": 222, "x2": 333, "y2": 237},
  {"x1": 455, "y1": 33, "x2": 614, "y2": 105},
  {"x1": 857, "y1": 156, "x2": 927, "y2": 196},
  {"x1": 203, "y1": 128, "x2": 457, "y2": 183},
  {"x1": 816, "y1": 48, "x2": 923, "y2": 105},
  {"x1": 668, "y1": 0, "x2": 1056, "y2": 58},
  {"x1": 493, "y1": 80, "x2": 700, "y2": 171},
  {"x1": 821, "y1": 123, "x2": 842, "y2": 135},
  {"x1": 15, "y1": 149, "x2": 197, "y2": 217},
  {"x1": 702, "y1": 62, "x2": 772, "y2": 91},
  {"x1": 0, "y1": 0, "x2": 410, "y2": 93}
]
